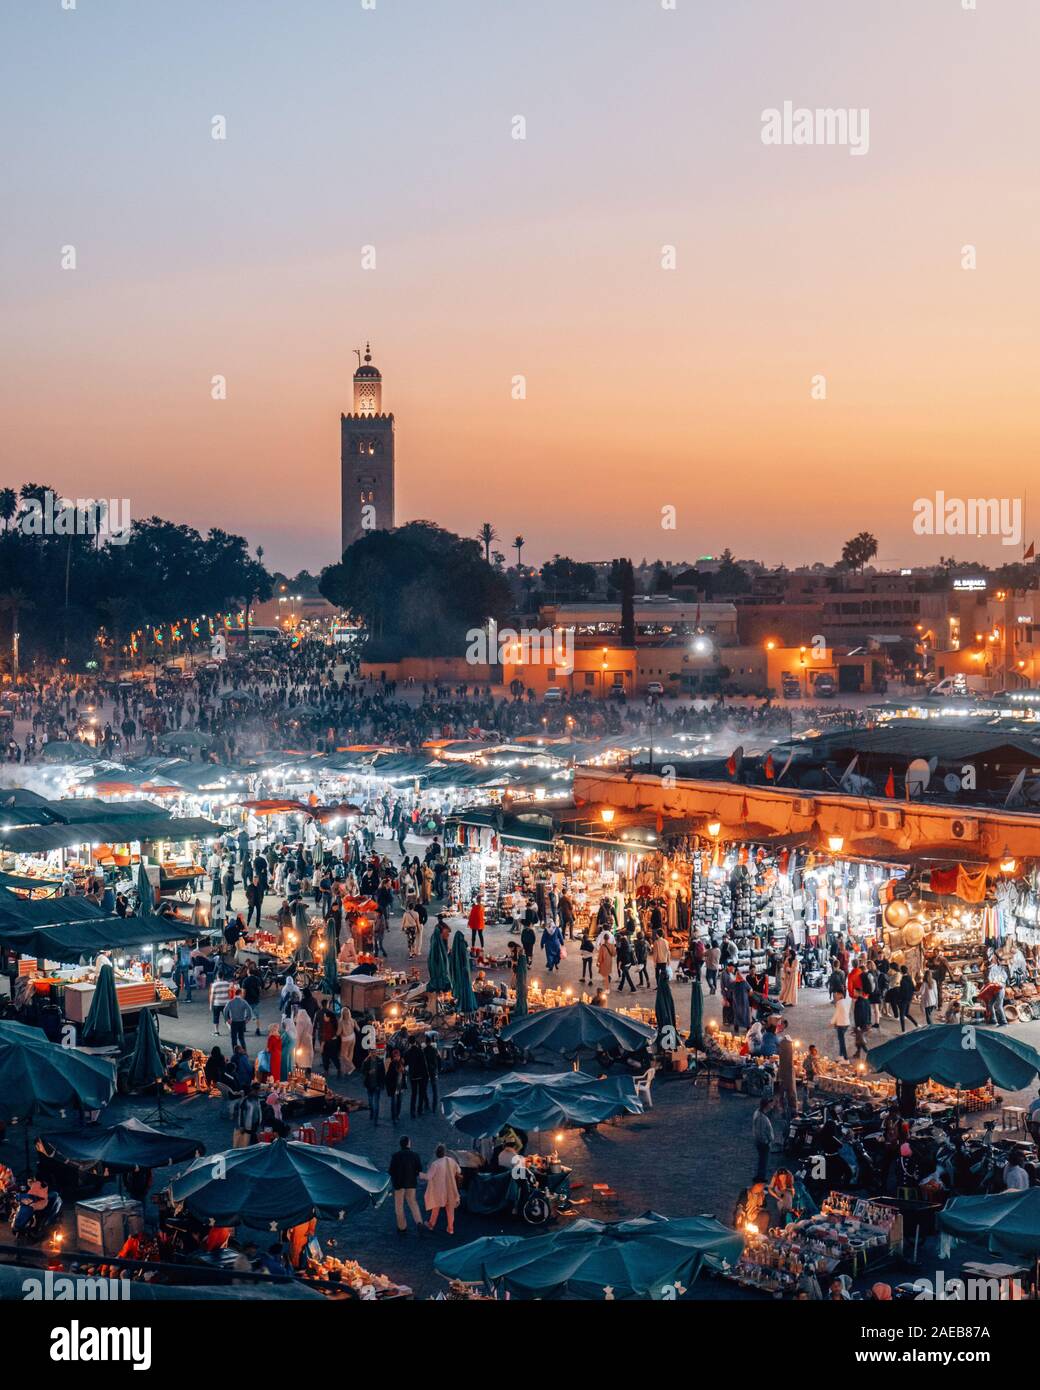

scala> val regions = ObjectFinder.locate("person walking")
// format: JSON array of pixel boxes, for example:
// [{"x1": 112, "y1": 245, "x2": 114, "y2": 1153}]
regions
[
  {"x1": 385, "y1": 1046, "x2": 407, "y2": 1126},
  {"x1": 422, "y1": 1144, "x2": 462, "y2": 1235},
  {"x1": 651, "y1": 929, "x2": 670, "y2": 983},
  {"x1": 240, "y1": 965, "x2": 263, "y2": 1035},
  {"x1": 705, "y1": 939, "x2": 720, "y2": 995},
  {"x1": 921, "y1": 970, "x2": 939, "y2": 1025},
  {"x1": 540, "y1": 920, "x2": 563, "y2": 972},
  {"x1": 422, "y1": 1035, "x2": 440, "y2": 1113},
  {"x1": 467, "y1": 899, "x2": 485, "y2": 951},
  {"x1": 389, "y1": 1137, "x2": 425, "y2": 1236},
  {"x1": 616, "y1": 930, "x2": 636, "y2": 992},
  {"x1": 751, "y1": 1098, "x2": 775, "y2": 1183},
  {"x1": 405, "y1": 1037, "x2": 429, "y2": 1118},
  {"x1": 596, "y1": 930, "x2": 616, "y2": 993},
  {"x1": 779, "y1": 948, "x2": 799, "y2": 1007},
  {"x1": 579, "y1": 925, "x2": 594, "y2": 983},
  {"x1": 831, "y1": 988, "x2": 851, "y2": 1058},
  {"x1": 896, "y1": 966, "x2": 919, "y2": 1032},
  {"x1": 209, "y1": 973, "x2": 231, "y2": 1036},
  {"x1": 558, "y1": 889, "x2": 576, "y2": 940},
  {"x1": 363, "y1": 1049, "x2": 385, "y2": 1125},
  {"x1": 223, "y1": 989, "x2": 255, "y2": 1052}
]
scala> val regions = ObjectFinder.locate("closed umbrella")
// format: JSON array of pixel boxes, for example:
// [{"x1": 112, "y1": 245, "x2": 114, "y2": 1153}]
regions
[
  {"x1": 867, "y1": 1024, "x2": 1040, "y2": 1091},
  {"x1": 449, "y1": 929, "x2": 477, "y2": 1013},
  {"x1": 435, "y1": 1212, "x2": 743, "y2": 1299},
  {"x1": 136, "y1": 861, "x2": 153, "y2": 916},
  {"x1": 322, "y1": 921, "x2": 338, "y2": 998},
  {"x1": 654, "y1": 973, "x2": 677, "y2": 1048},
  {"x1": 125, "y1": 1006, "x2": 165, "y2": 1090},
  {"x1": 166, "y1": 1138, "x2": 390, "y2": 1229},
  {"x1": 427, "y1": 926, "x2": 452, "y2": 995},
  {"x1": 499, "y1": 1002, "x2": 656, "y2": 1061},
  {"x1": 514, "y1": 950, "x2": 529, "y2": 1017},
  {"x1": 688, "y1": 977, "x2": 704, "y2": 1050},
  {"x1": 81, "y1": 962, "x2": 125, "y2": 1048}
]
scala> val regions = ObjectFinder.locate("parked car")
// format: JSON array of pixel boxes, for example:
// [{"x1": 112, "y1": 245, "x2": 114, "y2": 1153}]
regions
[
  {"x1": 780, "y1": 674, "x2": 800, "y2": 700},
  {"x1": 542, "y1": 687, "x2": 563, "y2": 703},
  {"x1": 646, "y1": 681, "x2": 665, "y2": 696},
  {"x1": 814, "y1": 673, "x2": 837, "y2": 699}
]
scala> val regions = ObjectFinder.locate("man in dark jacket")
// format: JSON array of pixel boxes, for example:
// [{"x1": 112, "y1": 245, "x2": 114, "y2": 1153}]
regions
[
  {"x1": 616, "y1": 930, "x2": 636, "y2": 992},
  {"x1": 363, "y1": 1051, "x2": 386, "y2": 1124},
  {"x1": 520, "y1": 920, "x2": 537, "y2": 965},
  {"x1": 404, "y1": 1039, "x2": 429, "y2": 1118},
  {"x1": 388, "y1": 1137, "x2": 424, "y2": 1235}
]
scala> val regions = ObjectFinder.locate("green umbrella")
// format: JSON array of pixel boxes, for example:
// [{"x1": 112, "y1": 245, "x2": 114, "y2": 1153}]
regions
[
  {"x1": 514, "y1": 951, "x2": 529, "y2": 1017},
  {"x1": 427, "y1": 926, "x2": 452, "y2": 995},
  {"x1": 0, "y1": 1020, "x2": 117, "y2": 1172},
  {"x1": 81, "y1": 963, "x2": 125, "y2": 1048},
  {"x1": 449, "y1": 929, "x2": 477, "y2": 1013},
  {"x1": 654, "y1": 973, "x2": 677, "y2": 1049},
  {"x1": 125, "y1": 1006, "x2": 165, "y2": 1090},
  {"x1": 688, "y1": 977, "x2": 704, "y2": 1050},
  {"x1": 500, "y1": 1002, "x2": 656, "y2": 1061},
  {"x1": 443, "y1": 1071, "x2": 642, "y2": 1138},
  {"x1": 939, "y1": 1187, "x2": 1040, "y2": 1259},
  {"x1": 867, "y1": 1024, "x2": 1040, "y2": 1091},
  {"x1": 322, "y1": 920, "x2": 338, "y2": 997},
  {"x1": 136, "y1": 861, "x2": 153, "y2": 916},
  {"x1": 435, "y1": 1213, "x2": 744, "y2": 1299},
  {"x1": 167, "y1": 1138, "x2": 390, "y2": 1229}
]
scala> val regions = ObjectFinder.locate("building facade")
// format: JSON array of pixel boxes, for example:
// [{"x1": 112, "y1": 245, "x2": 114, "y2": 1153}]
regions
[{"x1": 340, "y1": 344, "x2": 395, "y2": 558}]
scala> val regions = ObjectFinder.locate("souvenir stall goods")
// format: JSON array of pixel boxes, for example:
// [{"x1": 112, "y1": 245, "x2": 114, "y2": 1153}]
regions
[{"x1": 730, "y1": 1192, "x2": 902, "y2": 1293}]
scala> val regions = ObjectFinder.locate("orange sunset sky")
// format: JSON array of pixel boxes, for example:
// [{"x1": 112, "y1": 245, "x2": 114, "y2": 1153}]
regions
[{"x1": 3, "y1": 0, "x2": 1039, "y2": 573}]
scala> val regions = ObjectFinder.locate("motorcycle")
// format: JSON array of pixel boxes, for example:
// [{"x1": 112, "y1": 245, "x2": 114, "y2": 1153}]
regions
[{"x1": 9, "y1": 1189, "x2": 63, "y2": 1244}]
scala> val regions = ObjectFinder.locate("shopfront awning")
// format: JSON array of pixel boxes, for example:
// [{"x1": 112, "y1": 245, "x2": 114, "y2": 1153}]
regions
[{"x1": 0, "y1": 814, "x2": 221, "y2": 853}]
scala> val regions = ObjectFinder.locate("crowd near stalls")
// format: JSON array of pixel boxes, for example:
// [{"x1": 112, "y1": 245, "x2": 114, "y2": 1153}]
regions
[{"x1": 3, "y1": 643, "x2": 1040, "y2": 1301}]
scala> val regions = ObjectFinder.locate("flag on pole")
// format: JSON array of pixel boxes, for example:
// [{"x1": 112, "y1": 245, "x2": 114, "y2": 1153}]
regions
[
  {"x1": 884, "y1": 767, "x2": 895, "y2": 798},
  {"x1": 764, "y1": 752, "x2": 775, "y2": 781},
  {"x1": 726, "y1": 746, "x2": 744, "y2": 778},
  {"x1": 1025, "y1": 541, "x2": 1035, "y2": 562}
]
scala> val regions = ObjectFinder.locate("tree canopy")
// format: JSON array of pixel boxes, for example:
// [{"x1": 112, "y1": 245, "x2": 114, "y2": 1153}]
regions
[{"x1": 319, "y1": 521, "x2": 513, "y2": 658}]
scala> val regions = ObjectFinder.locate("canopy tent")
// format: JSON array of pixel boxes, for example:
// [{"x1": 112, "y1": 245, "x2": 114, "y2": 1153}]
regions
[
  {"x1": 166, "y1": 1138, "x2": 390, "y2": 1229},
  {"x1": 867, "y1": 1025, "x2": 1040, "y2": 1091},
  {"x1": 39, "y1": 740, "x2": 97, "y2": 762},
  {"x1": 81, "y1": 962, "x2": 124, "y2": 1048},
  {"x1": 0, "y1": 896, "x2": 110, "y2": 931},
  {"x1": 157, "y1": 730, "x2": 213, "y2": 751},
  {"x1": 442, "y1": 1071, "x2": 642, "y2": 1139},
  {"x1": 0, "y1": 1020, "x2": 116, "y2": 1124},
  {"x1": 0, "y1": 914, "x2": 197, "y2": 964},
  {"x1": 38, "y1": 1117, "x2": 203, "y2": 1174},
  {"x1": 427, "y1": 927, "x2": 452, "y2": 995},
  {"x1": 499, "y1": 1002, "x2": 656, "y2": 1061},
  {"x1": 939, "y1": 1187, "x2": 1040, "y2": 1259},
  {"x1": 0, "y1": 870, "x2": 65, "y2": 895},
  {"x1": 449, "y1": 929, "x2": 477, "y2": 1013},
  {"x1": 435, "y1": 1212, "x2": 743, "y2": 1299}
]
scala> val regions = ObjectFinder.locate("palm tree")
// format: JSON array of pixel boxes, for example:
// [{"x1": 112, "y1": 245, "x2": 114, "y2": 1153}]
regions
[
  {"x1": 513, "y1": 534, "x2": 525, "y2": 569},
  {"x1": 478, "y1": 522, "x2": 497, "y2": 564},
  {"x1": 0, "y1": 488, "x2": 17, "y2": 533},
  {"x1": 841, "y1": 531, "x2": 879, "y2": 574},
  {"x1": 0, "y1": 588, "x2": 30, "y2": 677}
]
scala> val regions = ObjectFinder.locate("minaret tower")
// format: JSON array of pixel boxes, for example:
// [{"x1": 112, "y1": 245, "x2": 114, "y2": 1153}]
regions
[{"x1": 340, "y1": 343, "x2": 395, "y2": 556}]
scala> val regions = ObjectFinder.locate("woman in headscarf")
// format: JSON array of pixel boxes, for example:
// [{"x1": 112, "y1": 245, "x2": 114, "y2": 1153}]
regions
[
  {"x1": 422, "y1": 1143, "x2": 462, "y2": 1235},
  {"x1": 596, "y1": 930, "x2": 616, "y2": 993},
  {"x1": 779, "y1": 948, "x2": 799, "y2": 1007},
  {"x1": 540, "y1": 920, "x2": 563, "y2": 973},
  {"x1": 280, "y1": 974, "x2": 301, "y2": 1017},
  {"x1": 293, "y1": 1003, "x2": 315, "y2": 1076}
]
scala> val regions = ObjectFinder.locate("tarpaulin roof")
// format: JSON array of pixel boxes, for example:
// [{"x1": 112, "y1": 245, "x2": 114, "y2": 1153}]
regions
[
  {"x1": 0, "y1": 914, "x2": 198, "y2": 961},
  {"x1": 0, "y1": 896, "x2": 110, "y2": 930},
  {"x1": 0, "y1": 814, "x2": 222, "y2": 852}
]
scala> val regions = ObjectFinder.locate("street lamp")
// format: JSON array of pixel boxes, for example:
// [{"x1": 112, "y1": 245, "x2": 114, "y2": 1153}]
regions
[
  {"x1": 706, "y1": 820, "x2": 721, "y2": 838},
  {"x1": 600, "y1": 807, "x2": 615, "y2": 826}
]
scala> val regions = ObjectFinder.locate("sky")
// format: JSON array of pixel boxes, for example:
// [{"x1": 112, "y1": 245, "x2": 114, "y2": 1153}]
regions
[{"x1": 3, "y1": 0, "x2": 1039, "y2": 575}]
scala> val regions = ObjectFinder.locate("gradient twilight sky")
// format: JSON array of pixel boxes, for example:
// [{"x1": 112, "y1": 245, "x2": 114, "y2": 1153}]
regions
[{"x1": 3, "y1": 0, "x2": 1039, "y2": 574}]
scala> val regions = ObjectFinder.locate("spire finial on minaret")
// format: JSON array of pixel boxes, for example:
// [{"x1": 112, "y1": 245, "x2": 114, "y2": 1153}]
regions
[{"x1": 364, "y1": 342, "x2": 372, "y2": 364}]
